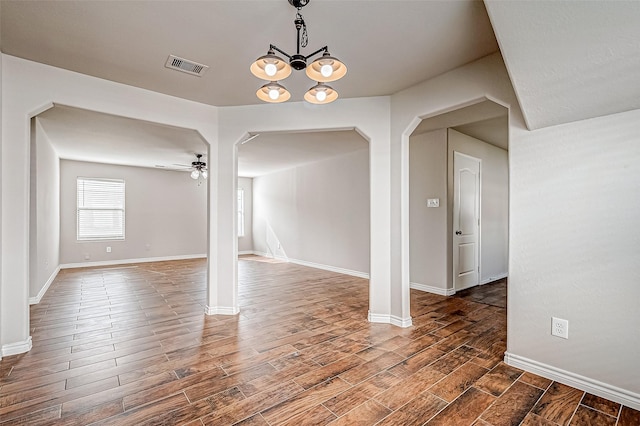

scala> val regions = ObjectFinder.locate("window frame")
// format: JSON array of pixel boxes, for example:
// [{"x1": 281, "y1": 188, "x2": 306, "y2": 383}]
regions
[
  {"x1": 76, "y1": 177, "x2": 126, "y2": 241},
  {"x1": 237, "y1": 188, "x2": 245, "y2": 237}
]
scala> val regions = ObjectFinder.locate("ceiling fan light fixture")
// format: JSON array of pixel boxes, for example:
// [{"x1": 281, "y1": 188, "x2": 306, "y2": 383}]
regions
[
  {"x1": 201, "y1": 169, "x2": 208, "y2": 179},
  {"x1": 190, "y1": 169, "x2": 200, "y2": 180},
  {"x1": 304, "y1": 83, "x2": 338, "y2": 104},
  {"x1": 256, "y1": 82, "x2": 291, "y2": 103},
  {"x1": 306, "y1": 51, "x2": 347, "y2": 83},
  {"x1": 250, "y1": 51, "x2": 292, "y2": 81}
]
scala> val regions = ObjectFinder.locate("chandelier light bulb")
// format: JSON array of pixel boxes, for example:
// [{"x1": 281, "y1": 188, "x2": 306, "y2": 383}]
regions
[
  {"x1": 257, "y1": 82, "x2": 290, "y2": 103},
  {"x1": 320, "y1": 63, "x2": 333, "y2": 78},
  {"x1": 201, "y1": 170, "x2": 208, "y2": 179},
  {"x1": 264, "y1": 63, "x2": 277, "y2": 77},
  {"x1": 190, "y1": 170, "x2": 199, "y2": 180},
  {"x1": 315, "y1": 90, "x2": 327, "y2": 102},
  {"x1": 304, "y1": 82, "x2": 338, "y2": 104}
]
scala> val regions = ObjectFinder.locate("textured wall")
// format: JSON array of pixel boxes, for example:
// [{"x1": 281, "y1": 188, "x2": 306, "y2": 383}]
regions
[
  {"x1": 508, "y1": 107, "x2": 640, "y2": 397},
  {"x1": 253, "y1": 149, "x2": 370, "y2": 275},
  {"x1": 409, "y1": 129, "x2": 448, "y2": 290},
  {"x1": 30, "y1": 119, "x2": 60, "y2": 299},
  {"x1": 60, "y1": 160, "x2": 207, "y2": 264},
  {"x1": 237, "y1": 177, "x2": 253, "y2": 253}
]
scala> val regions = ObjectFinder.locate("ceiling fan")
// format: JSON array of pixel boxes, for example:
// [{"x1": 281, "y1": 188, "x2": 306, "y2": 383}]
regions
[{"x1": 170, "y1": 153, "x2": 208, "y2": 180}]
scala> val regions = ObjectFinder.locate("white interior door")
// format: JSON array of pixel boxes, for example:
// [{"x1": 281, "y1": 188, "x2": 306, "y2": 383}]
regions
[{"x1": 453, "y1": 151, "x2": 480, "y2": 291}]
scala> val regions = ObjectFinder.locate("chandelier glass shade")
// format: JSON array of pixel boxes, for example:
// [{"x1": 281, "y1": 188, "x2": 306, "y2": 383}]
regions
[
  {"x1": 256, "y1": 81, "x2": 291, "y2": 103},
  {"x1": 304, "y1": 82, "x2": 338, "y2": 104},
  {"x1": 306, "y1": 51, "x2": 347, "y2": 83},
  {"x1": 250, "y1": 50, "x2": 292, "y2": 81},
  {"x1": 250, "y1": 0, "x2": 346, "y2": 104}
]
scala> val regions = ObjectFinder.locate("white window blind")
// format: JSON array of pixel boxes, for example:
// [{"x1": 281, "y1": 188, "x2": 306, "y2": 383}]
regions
[
  {"x1": 77, "y1": 178, "x2": 125, "y2": 240},
  {"x1": 237, "y1": 188, "x2": 245, "y2": 237}
]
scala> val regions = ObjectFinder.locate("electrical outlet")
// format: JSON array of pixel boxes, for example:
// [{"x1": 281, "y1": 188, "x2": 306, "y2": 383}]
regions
[
  {"x1": 106, "y1": 246, "x2": 112, "y2": 253},
  {"x1": 552, "y1": 317, "x2": 569, "y2": 339},
  {"x1": 427, "y1": 198, "x2": 440, "y2": 208}
]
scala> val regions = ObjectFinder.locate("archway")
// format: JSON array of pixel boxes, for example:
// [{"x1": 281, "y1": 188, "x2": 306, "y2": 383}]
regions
[{"x1": 403, "y1": 98, "x2": 509, "y2": 312}]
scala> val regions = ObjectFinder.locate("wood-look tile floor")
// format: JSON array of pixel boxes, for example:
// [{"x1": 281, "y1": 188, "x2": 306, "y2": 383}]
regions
[{"x1": 1, "y1": 257, "x2": 638, "y2": 425}]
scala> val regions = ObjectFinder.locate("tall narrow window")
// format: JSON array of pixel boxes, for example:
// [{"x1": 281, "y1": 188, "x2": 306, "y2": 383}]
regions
[
  {"x1": 77, "y1": 177, "x2": 125, "y2": 240},
  {"x1": 237, "y1": 188, "x2": 245, "y2": 237}
]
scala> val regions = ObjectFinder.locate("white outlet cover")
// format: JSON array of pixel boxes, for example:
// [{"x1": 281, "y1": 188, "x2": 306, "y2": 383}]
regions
[
  {"x1": 552, "y1": 317, "x2": 569, "y2": 339},
  {"x1": 427, "y1": 198, "x2": 440, "y2": 208}
]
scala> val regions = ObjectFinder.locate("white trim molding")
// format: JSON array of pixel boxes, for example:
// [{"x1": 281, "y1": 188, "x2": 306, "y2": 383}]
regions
[
  {"x1": 288, "y1": 258, "x2": 369, "y2": 279},
  {"x1": 505, "y1": 352, "x2": 640, "y2": 411},
  {"x1": 410, "y1": 282, "x2": 456, "y2": 296},
  {"x1": 205, "y1": 305, "x2": 240, "y2": 316},
  {"x1": 238, "y1": 250, "x2": 254, "y2": 255},
  {"x1": 245, "y1": 251, "x2": 370, "y2": 280},
  {"x1": 479, "y1": 273, "x2": 508, "y2": 285},
  {"x1": 2, "y1": 336, "x2": 33, "y2": 357},
  {"x1": 29, "y1": 266, "x2": 61, "y2": 305},
  {"x1": 60, "y1": 254, "x2": 207, "y2": 270},
  {"x1": 368, "y1": 311, "x2": 413, "y2": 328}
]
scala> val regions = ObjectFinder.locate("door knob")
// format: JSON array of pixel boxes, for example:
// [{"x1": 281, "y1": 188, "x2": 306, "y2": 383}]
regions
[{"x1": 455, "y1": 231, "x2": 462, "y2": 235}]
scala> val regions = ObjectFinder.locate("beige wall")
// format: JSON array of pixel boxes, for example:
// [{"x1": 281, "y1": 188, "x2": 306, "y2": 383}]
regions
[
  {"x1": 409, "y1": 128, "x2": 509, "y2": 293},
  {"x1": 253, "y1": 149, "x2": 370, "y2": 276},
  {"x1": 60, "y1": 160, "x2": 207, "y2": 265},
  {"x1": 507, "y1": 107, "x2": 640, "y2": 399},
  {"x1": 237, "y1": 176, "x2": 253, "y2": 253},
  {"x1": 409, "y1": 129, "x2": 448, "y2": 291},
  {"x1": 29, "y1": 119, "x2": 60, "y2": 300}
]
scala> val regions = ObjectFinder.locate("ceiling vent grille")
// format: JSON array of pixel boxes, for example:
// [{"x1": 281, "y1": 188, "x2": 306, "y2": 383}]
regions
[{"x1": 165, "y1": 55, "x2": 209, "y2": 76}]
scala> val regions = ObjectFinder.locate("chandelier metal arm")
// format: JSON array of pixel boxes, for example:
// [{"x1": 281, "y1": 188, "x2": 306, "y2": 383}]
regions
[
  {"x1": 270, "y1": 44, "x2": 292, "y2": 60},
  {"x1": 269, "y1": 44, "x2": 328, "y2": 66}
]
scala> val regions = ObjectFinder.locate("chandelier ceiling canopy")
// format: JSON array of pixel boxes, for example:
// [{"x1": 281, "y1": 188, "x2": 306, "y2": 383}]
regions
[{"x1": 250, "y1": 0, "x2": 347, "y2": 104}]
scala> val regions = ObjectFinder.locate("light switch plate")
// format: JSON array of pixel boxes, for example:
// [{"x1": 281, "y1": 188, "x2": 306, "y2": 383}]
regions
[{"x1": 427, "y1": 198, "x2": 440, "y2": 208}]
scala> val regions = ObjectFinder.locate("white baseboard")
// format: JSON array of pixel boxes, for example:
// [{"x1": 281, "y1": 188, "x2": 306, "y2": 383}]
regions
[
  {"x1": 29, "y1": 266, "x2": 61, "y2": 305},
  {"x1": 2, "y1": 336, "x2": 33, "y2": 357},
  {"x1": 238, "y1": 250, "x2": 254, "y2": 255},
  {"x1": 479, "y1": 273, "x2": 508, "y2": 285},
  {"x1": 410, "y1": 282, "x2": 456, "y2": 296},
  {"x1": 205, "y1": 305, "x2": 240, "y2": 315},
  {"x1": 60, "y1": 253, "x2": 207, "y2": 269},
  {"x1": 244, "y1": 251, "x2": 370, "y2": 279},
  {"x1": 288, "y1": 258, "x2": 369, "y2": 279},
  {"x1": 505, "y1": 352, "x2": 640, "y2": 411},
  {"x1": 368, "y1": 311, "x2": 413, "y2": 328}
]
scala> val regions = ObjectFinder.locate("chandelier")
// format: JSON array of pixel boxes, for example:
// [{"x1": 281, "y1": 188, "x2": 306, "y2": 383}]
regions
[{"x1": 250, "y1": 0, "x2": 347, "y2": 104}]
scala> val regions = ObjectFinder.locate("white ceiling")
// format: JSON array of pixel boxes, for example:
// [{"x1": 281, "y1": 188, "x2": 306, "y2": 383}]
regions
[
  {"x1": 37, "y1": 105, "x2": 208, "y2": 171},
  {"x1": 485, "y1": 1, "x2": 640, "y2": 130},
  {"x1": 238, "y1": 130, "x2": 368, "y2": 178},
  {"x1": 413, "y1": 100, "x2": 509, "y2": 150},
  {"x1": 1, "y1": 0, "x2": 499, "y2": 107},
  {"x1": 6, "y1": 1, "x2": 636, "y2": 173},
  {"x1": 6, "y1": 0, "x2": 500, "y2": 175},
  {"x1": 37, "y1": 104, "x2": 369, "y2": 177}
]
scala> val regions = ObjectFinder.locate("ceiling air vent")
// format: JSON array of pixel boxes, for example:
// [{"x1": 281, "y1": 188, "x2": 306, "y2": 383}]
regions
[{"x1": 165, "y1": 55, "x2": 209, "y2": 77}]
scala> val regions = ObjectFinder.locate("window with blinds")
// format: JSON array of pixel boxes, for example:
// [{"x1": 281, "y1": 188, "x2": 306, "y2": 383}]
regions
[{"x1": 77, "y1": 177, "x2": 125, "y2": 240}]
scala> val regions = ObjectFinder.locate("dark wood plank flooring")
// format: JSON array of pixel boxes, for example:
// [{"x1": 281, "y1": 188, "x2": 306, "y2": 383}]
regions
[{"x1": 0, "y1": 257, "x2": 637, "y2": 425}]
